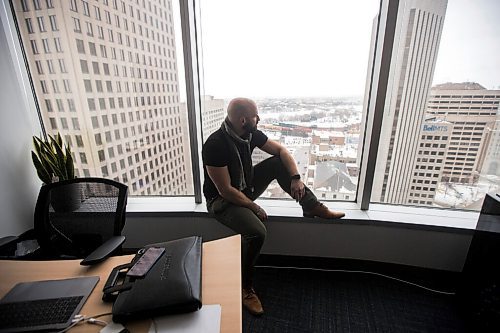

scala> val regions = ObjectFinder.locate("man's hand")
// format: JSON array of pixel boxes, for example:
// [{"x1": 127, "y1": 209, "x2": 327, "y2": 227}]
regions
[
  {"x1": 291, "y1": 179, "x2": 305, "y2": 202},
  {"x1": 251, "y1": 204, "x2": 268, "y2": 221}
]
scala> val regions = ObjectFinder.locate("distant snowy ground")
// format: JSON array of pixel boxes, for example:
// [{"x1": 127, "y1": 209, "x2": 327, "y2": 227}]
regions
[{"x1": 434, "y1": 175, "x2": 500, "y2": 210}]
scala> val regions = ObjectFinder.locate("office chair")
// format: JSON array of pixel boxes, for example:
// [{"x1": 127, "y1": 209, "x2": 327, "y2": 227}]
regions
[{"x1": 34, "y1": 177, "x2": 128, "y2": 265}]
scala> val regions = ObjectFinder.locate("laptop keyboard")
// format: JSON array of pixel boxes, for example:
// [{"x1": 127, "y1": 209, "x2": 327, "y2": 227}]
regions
[{"x1": 0, "y1": 296, "x2": 83, "y2": 330}]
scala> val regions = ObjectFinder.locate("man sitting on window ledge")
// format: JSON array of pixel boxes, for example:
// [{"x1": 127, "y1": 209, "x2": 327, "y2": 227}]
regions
[{"x1": 202, "y1": 97, "x2": 345, "y2": 316}]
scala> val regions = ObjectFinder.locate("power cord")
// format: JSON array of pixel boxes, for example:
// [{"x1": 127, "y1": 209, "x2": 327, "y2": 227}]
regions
[
  {"x1": 56, "y1": 312, "x2": 112, "y2": 333},
  {"x1": 255, "y1": 265, "x2": 456, "y2": 295}
]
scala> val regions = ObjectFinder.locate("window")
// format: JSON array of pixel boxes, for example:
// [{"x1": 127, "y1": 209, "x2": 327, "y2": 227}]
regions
[
  {"x1": 92, "y1": 61, "x2": 100, "y2": 74},
  {"x1": 89, "y1": 42, "x2": 97, "y2": 56},
  {"x1": 25, "y1": 18, "x2": 34, "y2": 33},
  {"x1": 21, "y1": 0, "x2": 29, "y2": 11},
  {"x1": 63, "y1": 80, "x2": 71, "y2": 93},
  {"x1": 54, "y1": 38, "x2": 62, "y2": 52},
  {"x1": 98, "y1": 26, "x2": 104, "y2": 39},
  {"x1": 70, "y1": 0, "x2": 77, "y2": 12},
  {"x1": 82, "y1": 1, "x2": 90, "y2": 16},
  {"x1": 199, "y1": 0, "x2": 378, "y2": 200},
  {"x1": 45, "y1": 60, "x2": 54, "y2": 73},
  {"x1": 68, "y1": 99, "x2": 76, "y2": 111},
  {"x1": 76, "y1": 39, "x2": 85, "y2": 53},
  {"x1": 94, "y1": 6, "x2": 101, "y2": 20},
  {"x1": 45, "y1": 99, "x2": 52, "y2": 112},
  {"x1": 35, "y1": 60, "x2": 43, "y2": 74},
  {"x1": 86, "y1": 22, "x2": 93, "y2": 36},
  {"x1": 73, "y1": 18, "x2": 81, "y2": 33},
  {"x1": 11, "y1": 0, "x2": 496, "y2": 212},
  {"x1": 49, "y1": 117, "x2": 57, "y2": 129},
  {"x1": 49, "y1": 15, "x2": 58, "y2": 31},
  {"x1": 30, "y1": 40, "x2": 39, "y2": 54},
  {"x1": 56, "y1": 99, "x2": 64, "y2": 111},
  {"x1": 84, "y1": 79, "x2": 92, "y2": 92},
  {"x1": 36, "y1": 16, "x2": 45, "y2": 32},
  {"x1": 87, "y1": 98, "x2": 96, "y2": 111},
  {"x1": 370, "y1": 0, "x2": 499, "y2": 210},
  {"x1": 80, "y1": 59, "x2": 89, "y2": 73}
]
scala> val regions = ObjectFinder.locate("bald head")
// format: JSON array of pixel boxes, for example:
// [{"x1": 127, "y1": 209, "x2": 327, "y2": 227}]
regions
[
  {"x1": 227, "y1": 98, "x2": 257, "y2": 122},
  {"x1": 226, "y1": 98, "x2": 260, "y2": 136}
]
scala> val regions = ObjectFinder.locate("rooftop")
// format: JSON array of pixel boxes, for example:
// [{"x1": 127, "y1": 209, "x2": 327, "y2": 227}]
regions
[{"x1": 432, "y1": 82, "x2": 486, "y2": 90}]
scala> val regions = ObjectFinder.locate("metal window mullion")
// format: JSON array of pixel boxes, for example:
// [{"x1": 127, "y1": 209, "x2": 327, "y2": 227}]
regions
[
  {"x1": 357, "y1": 0, "x2": 400, "y2": 210},
  {"x1": 179, "y1": 0, "x2": 203, "y2": 203}
]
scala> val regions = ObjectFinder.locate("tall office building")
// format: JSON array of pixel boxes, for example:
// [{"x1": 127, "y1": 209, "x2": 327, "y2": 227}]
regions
[
  {"x1": 426, "y1": 83, "x2": 500, "y2": 184},
  {"x1": 407, "y1": 117, "x2": 451, "y2": 206},
  {"x1": 13, "y1": 0, "x2": 192, "y2": 195},
  {"x1": 200, "y1": 95, "x2": 225, "y2": 142},
  {"x1": 371, "y1": 0, "x2": 448, "y2": 204}
]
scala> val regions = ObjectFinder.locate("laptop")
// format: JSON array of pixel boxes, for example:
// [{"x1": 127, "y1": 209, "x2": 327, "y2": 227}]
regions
[{"x1": 0, "y1": 276, "x2": 99, "y2": 332}]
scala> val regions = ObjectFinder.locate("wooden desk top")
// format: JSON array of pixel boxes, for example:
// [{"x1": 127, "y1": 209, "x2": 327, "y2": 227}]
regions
[{"x1": 0, "y1": 235, "x2": 242, "y2": 333}]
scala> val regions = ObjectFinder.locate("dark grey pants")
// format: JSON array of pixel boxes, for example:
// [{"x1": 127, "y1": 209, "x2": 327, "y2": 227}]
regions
[{"x1": 207, "y1": 156, "x2": 318, "y2": 288}]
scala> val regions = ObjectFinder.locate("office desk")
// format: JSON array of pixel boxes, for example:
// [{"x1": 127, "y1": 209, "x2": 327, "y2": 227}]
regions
[{"x1": 0, "y1": 235, "x2": 242, "y2": 333}]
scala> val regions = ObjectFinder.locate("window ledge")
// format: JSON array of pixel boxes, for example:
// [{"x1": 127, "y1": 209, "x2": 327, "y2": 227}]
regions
[{"x1": 127, "y1": 197, "x2": 479, "y2": 230}]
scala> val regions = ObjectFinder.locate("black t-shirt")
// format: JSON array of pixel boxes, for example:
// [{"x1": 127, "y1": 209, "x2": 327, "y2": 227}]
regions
[{"x1": 202, "y1": 128, "x2": 268, "y2": 201}]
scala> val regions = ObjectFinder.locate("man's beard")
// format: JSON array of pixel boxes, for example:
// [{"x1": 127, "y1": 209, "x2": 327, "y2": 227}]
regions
[{"x1": 242, "y1": 122, "x2": 258, "y2": 135}]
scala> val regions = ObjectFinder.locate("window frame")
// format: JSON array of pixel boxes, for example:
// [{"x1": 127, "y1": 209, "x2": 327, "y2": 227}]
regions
[{"x1": 0, "y1": 0, "x2": 485, "y2": 226}]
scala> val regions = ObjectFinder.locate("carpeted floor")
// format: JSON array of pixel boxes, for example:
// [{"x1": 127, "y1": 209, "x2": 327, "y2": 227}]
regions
[{"x1": 243, "y1": 267, "x2": 467, "y2": 333}]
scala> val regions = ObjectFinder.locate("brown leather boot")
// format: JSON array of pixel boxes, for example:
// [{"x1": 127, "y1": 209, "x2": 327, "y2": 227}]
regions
[
  {"x1": 303, "y1": 202, "x2": 345, "y2": 219},
  {"x1": 242, "y1": 288, "x2": 264, "y2": 315}
]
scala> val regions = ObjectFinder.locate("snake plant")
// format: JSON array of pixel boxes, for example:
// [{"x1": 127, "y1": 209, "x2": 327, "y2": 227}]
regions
[{"x1": 32, "y1": 133, "x2": 75, "y2": 184}]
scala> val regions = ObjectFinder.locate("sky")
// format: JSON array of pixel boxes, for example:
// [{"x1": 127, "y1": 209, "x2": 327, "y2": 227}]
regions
[
  {"x1": 174, "y1": 0, "x2": 500, "y2": 100},
  {"x1": 433, "y1": 0, "x2": 500, "y2": 90}
]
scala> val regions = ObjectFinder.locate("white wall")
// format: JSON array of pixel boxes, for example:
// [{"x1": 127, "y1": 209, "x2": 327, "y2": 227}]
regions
[{"x1": 0, "y1": 4, "x2": 41, "y2": 237}]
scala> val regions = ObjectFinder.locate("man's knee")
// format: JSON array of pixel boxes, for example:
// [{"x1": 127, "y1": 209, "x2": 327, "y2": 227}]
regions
[{"x1": 243, "y1": 222, "x2": 267, "y2": 246}]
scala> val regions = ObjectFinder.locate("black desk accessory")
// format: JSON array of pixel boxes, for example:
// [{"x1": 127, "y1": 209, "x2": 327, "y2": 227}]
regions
[
  {"x1": 102, "y1": 236, "x2": 202, "y2": 322},
  {"x1": 457, "y1": 193, "x2": 500, "y2": 331}
]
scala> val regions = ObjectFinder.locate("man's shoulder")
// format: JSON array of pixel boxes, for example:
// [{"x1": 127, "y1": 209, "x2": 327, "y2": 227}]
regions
[
  {"x1": 205, "y1": 128, "x2": 224, "y2": 141},
  {"x1": 203, "y1": 129, "x2": 226, "y2": 149},
  {"x1": 252, "y1": 129, "x2": 268, "y2": 147}
]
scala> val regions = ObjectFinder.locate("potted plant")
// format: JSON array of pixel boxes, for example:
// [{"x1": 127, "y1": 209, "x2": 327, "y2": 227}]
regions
[{"x1": 32, "y1": 133, "x2": 80, "y2": 211}]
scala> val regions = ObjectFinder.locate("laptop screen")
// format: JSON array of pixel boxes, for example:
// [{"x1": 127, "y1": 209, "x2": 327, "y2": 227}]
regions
[{"x1": 0, "y1": 276, "x2": 99, "y2": 333}]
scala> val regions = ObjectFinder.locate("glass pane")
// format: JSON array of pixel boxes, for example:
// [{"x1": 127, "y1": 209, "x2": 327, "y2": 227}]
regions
[
  {"x1": 198, "y1": 0, "x2": 379, "y2": 201},
  {"x1": 11, "y1": 0, "x2": 193, "y2": 196},
  {"x1": 371, "y1": 0, "x2": 500, "y2": 210}
]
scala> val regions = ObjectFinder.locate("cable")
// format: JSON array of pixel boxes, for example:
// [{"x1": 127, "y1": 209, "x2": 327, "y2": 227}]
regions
[
  {"x1": 56, "y1": 316, "x2": 85, "y2": 333},
  {"x1": 55, "y1": 312, "x2": 112, "y2": 333},
  {"x1": 255, "y1": 265, "x2": 456, "y2": 295},
  {"x1": 90, "y1": 312, "x2": 113, "y2": 319},
  {"x1": 88, "y1": 318, "x2": 108, "y2": 326}
]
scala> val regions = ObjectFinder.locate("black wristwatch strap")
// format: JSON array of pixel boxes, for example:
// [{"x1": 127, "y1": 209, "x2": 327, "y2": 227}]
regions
[{"x1": 291, "y1": 174, "x2": 301, "y2": 180}]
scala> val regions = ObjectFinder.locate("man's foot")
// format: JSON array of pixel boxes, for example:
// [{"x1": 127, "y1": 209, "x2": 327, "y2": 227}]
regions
[
  {"x1": 242, "y1": 288, "x2": 264, "y2": 315},
  {"x1": 303, "y1": 203, "x2": 345, "y2": 219}
]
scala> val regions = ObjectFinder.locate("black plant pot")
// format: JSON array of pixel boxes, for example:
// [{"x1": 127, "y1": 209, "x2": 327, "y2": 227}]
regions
[{"x1": 50, "y1": 183, "x2": 82, "y2": 212}]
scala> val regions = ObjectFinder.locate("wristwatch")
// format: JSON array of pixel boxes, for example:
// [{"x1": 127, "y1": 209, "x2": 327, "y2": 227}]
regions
[{"x1": 291, "y1": 174, "x2": 301, "y2": 180}]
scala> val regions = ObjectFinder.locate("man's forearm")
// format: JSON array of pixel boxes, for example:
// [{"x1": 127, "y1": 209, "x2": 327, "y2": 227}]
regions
[
  {"x1": 219, "y1": 186, "x2": 259, "y2": 211},
  {"x1": 279, "y1": 149, "x2": 299, "y2": 176}
]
